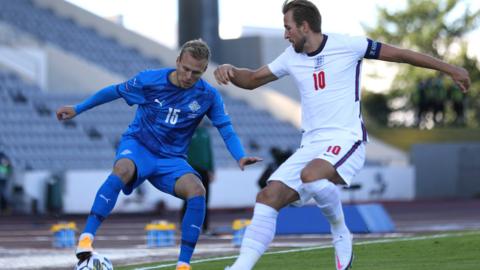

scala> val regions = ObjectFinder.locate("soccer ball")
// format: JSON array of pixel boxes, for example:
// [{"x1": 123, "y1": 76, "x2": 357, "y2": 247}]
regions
[{"x1": 74, "y1": 252, "x2": 113, "y2": 270}]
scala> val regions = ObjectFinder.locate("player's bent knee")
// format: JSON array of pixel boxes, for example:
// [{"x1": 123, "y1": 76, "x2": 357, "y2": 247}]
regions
[
  {"x1": 112, "y1": 159, "x2": 136, "y2": 184},
  {"x1": 255, "y1": 181, "x2": 300, "y2": 210},
  {"x1": 300, "y1": 166, "x2": 331, "y2": 183},
  {"x1": 181, "y1": 177, "x2": 206, "y2": 198},
  {"x1": 189, "y1": 183, "x2": 206, "y2": 197},
  {"x1": 300, "y1": 160, "x2": 336, "y2": 183},
  {"x1": 256, "y1": 188, "x2": 281, "y2": 207},
  {"x1": 300, "y1": 167, "x2": 318, "y2": 183}
]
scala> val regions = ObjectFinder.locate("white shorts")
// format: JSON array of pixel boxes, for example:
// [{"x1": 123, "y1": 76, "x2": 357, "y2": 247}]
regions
[{"x1": 268, "y1": 138, "x2": 365, "y2": 206}]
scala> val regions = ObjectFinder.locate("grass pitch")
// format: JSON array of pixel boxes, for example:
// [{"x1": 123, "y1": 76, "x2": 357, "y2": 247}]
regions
[{"x1": 118, "y1": 231, "x2": 480, "y2": 270}]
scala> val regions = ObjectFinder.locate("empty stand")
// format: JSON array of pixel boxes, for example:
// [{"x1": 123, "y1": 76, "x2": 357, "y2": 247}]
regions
[{"x1": 0, "y1": 0, "x2": 161, "y2": 77}]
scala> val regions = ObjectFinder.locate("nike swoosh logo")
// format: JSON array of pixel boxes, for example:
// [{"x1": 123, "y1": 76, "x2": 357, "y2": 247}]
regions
[{"x1": 336, "y1": 255, "x2": 342, "y2": 270}]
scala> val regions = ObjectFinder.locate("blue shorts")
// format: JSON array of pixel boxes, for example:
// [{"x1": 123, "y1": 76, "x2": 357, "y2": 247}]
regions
[{"x1": 115, "y1": 138, "x2": 199, "y2": 197}]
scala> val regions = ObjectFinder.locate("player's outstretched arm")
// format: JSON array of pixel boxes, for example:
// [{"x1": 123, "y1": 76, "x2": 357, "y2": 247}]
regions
[
  {"x1": 238, "y1": 156, "x2": 263, "y2": 171},
  {"x1": 214, "y1": 64, "x2": 277, "y2": 90},
  {"x1": 378, "y1": 44, "x2": 471, "y2": 93},
  {"x1": 56, "y1": 85, "x2": 121, "y2": 122}
]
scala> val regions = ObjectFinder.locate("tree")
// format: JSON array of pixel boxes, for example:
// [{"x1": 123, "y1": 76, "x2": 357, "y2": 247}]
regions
[
  {"x1": 364, "y1": 0, "x2": 480, "y2": 127},
  {"x1": 362, "y1": 91, "x2": 391, "y2": 127}
]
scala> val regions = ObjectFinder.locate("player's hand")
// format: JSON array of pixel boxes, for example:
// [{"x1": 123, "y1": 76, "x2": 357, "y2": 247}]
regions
[
  {"x1": 238, "y1": 156, "x2": 263, "y2": 171},
  {"x1": 449, "y1": 66, "x2": 470, "y2": 93},
  {"x1": 56, "y1": 105, "x2": 77, "y2": 121},
  {"x1": 214, "y1": 64, "x2": 235, "y2": 85}
]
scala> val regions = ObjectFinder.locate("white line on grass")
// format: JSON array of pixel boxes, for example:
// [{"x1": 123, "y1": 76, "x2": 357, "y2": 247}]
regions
[{"x1": 133, "y1": 231, "x2": 479, "y2": 270}]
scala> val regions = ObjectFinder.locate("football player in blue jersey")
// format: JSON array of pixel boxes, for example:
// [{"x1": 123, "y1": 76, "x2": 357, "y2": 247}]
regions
[{"x1": 56, "y1": 39, "x2": 262, "y2": 270}]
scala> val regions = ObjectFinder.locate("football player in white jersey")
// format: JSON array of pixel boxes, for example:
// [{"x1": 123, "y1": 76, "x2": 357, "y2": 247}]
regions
[{"x1": 215, "y1": 1, "x2": 470, "y2": 269}]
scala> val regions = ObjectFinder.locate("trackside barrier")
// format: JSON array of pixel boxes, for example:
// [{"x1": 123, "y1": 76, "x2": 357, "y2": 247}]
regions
[
  {"x1": 276, "y1": 204, "x2": 395, "y2": 234},
  {"x1": 145, "y1": 220, "x2": 176, "y2": 247},
  {"x1": 50, "y1": 222, "x2": 77, "y2": 248},
  {"x1": 232, "y1": 219, "x2": 251, "y2": 246}
]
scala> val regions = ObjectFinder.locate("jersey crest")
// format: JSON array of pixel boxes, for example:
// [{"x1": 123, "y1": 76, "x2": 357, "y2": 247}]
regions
[
  {"x1": 314, "y1": 55, "x2": 324, "y2": 70},
  {"x1": 188, "y1": 100, "x2": 201, "y2": 112}
]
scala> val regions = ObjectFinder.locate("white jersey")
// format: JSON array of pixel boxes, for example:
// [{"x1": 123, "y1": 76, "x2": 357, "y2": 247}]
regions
[{"x1": 268, "y1": 33, "x2": 381, "y2": 143}]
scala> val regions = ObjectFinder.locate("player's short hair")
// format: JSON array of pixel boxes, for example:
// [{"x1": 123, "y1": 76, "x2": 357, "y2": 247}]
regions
[
  {"x1": 179, "y1": 39, "x2": 211, "y2": 62},
  {"x1": 282, "y1": 0, "x2": 322, "y2": 33}
]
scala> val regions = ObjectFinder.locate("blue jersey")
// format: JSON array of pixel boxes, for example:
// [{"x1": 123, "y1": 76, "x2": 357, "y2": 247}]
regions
[{"x1": 115, "y1": 68, "x2": 231, "y2": 158}]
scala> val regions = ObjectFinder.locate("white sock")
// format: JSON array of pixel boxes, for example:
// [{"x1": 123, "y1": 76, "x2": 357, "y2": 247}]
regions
[
  {"x1": 230, "y1": 203, "x2": 278, "y2": 270},
  {"x1": 177, "y1": 261, "x2": 189, "y2": 267},
  {"x1": 79, "y1": 232, "x2": 94, "y2": 241},
  {"x1": 303, "y1": 180, "x2": 349, "y2": 235}
]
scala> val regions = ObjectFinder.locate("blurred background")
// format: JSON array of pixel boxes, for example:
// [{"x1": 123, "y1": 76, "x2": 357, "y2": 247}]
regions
[{"x1": 0, "y1": 0, "x2": 479, "y2": 269}]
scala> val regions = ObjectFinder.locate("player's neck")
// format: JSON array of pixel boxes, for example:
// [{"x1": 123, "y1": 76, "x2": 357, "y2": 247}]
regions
[
  {"x1": 169, "y1": 71, "x2": 180, "y2": 87},
  {"x1": 304, "y1": 33, "x2": 324, "y2": 55}
]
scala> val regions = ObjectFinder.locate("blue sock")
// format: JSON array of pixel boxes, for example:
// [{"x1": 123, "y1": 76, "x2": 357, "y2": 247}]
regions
[
  {"x1": 84, "y1": 174, "x2": 124, "y2": 236},
  {"x1": 178, "y1": 196, "x2": 206, "y2": 264}
]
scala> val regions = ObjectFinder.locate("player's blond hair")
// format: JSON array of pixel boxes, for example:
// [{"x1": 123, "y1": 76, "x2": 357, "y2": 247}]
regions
[{"x1": 179, "y1": 39, "x2": 211, "y2": 62}]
